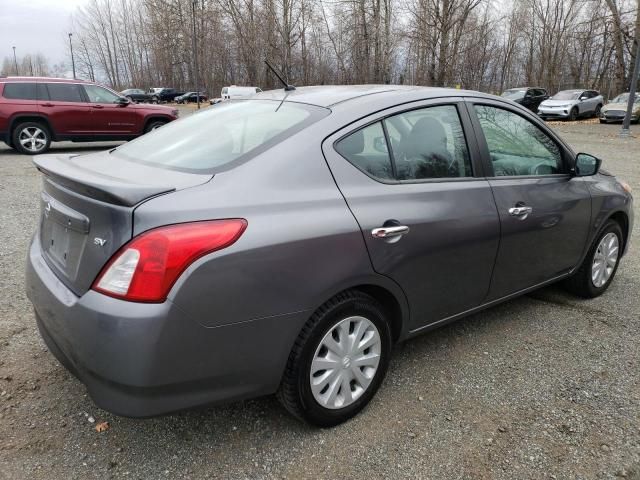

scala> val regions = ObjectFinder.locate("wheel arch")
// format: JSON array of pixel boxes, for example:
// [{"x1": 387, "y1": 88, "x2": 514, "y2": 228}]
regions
[
  {"x1": 608, "y1": 210, "x2": 630, "y2": 254},
  {"x1": 9, "y1": 114, "x2": 55, "y2": 140},
  {"x1": 309, "y1": 277, "x2": 410, "y2": 344},
  {"x1": 143, "y1": 115, "x2": 172, "y2": 132}
]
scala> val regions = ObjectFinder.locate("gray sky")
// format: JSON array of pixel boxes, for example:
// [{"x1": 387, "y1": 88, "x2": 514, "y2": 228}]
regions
[{"x1": 0, "y1": 0, "x2": 87, "y2": 65}]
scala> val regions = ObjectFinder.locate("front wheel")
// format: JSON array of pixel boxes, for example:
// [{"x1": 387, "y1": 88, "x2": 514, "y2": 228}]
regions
[
  {"x1": 144, "y1": 120, "x2": 167, "y2": 133},
  {"x1": 12, "y1": 122, "x2": 51, "y2": 155},
  {"x1": 569, "y1": 107, "x2": 579, "y2": 121},
  {"x1": 278, "y1": 290, "x2": 392, "y2": 427},
  {"x1": 564, "y1": 220, "x2": 623, "y2": 298}
]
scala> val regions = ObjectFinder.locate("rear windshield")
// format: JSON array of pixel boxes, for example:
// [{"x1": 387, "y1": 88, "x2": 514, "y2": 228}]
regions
[
  {"x1": 112, "y1": 100, "x2": 329, "y2": 173},
  {"x1": 501, "y1": 89, "x2": 526, "y2": 100}
]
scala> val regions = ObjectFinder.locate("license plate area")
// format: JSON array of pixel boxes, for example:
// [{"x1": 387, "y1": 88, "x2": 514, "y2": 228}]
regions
[{"x1": 40, "y1": 192, "x2": 90, "y2": 282}]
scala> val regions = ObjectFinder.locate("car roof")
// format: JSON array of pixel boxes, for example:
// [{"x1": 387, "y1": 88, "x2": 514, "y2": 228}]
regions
[
  {"x1": 252, "y1": 85, "x2": 498, "y2": 108},
  {"x1": 0, "y1": 76, "x2": 92, "y2": 84}
]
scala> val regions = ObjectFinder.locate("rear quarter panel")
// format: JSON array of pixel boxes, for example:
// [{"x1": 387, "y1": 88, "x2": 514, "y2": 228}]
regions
[{"x1": 132, "y1": 120, "x2": 406, "y2": 329}]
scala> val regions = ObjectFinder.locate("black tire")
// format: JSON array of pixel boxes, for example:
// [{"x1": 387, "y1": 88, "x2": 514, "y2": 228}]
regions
[
  {"x1": 277, "y1": 290, "x2": 392, "y2": 427},
  {"x1": 564, "y1": 220, "x2": 623, "y2": 298},
  {"x1": 569, "y1": 107, "x2": 579, "y2": 121},
  {"x1": 151, "y1": 96, "x2": 159, "y2": 104},
  {"x1": 144, "y1": 120, "x2": 167, "y2": 133},
  {"x1": 594, "y1": 104, "x2": 602, "y2": 118},
  {"x1": 11, "y1": 121, "x2": 51, "y2": 155},
  {"x1": 599, "y1": 119, "x2": 607, "y2": 124}
]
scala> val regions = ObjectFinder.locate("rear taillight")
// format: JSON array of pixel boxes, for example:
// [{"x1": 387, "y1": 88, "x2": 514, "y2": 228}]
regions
[{"x1": 92, "y1": 219, "x2": 247, "y2": 302}]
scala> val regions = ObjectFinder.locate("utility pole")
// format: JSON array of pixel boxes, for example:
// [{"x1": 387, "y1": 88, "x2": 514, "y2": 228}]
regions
[
  {"x1": 620, "y1": 39, "x2": 640, "y2": 137},
  {"x1": 68, "y1": 33, "x2": 76, "y2": 79},
  {"x1": 12, "y1": 46, "x2": 18, "y2": 75},
  {"x1": 192, "y1": 0, "x2": 200, "y2": 109}
]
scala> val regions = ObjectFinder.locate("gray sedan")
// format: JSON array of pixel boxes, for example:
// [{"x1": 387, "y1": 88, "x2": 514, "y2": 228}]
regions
[{"x1": 26, "y1": 86, "x2": 633, "y2": 427}]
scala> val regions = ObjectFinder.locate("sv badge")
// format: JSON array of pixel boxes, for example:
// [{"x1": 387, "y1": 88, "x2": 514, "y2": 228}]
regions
[{"x1": 94, "y1": 237, "x2": 108, "y2": 247}]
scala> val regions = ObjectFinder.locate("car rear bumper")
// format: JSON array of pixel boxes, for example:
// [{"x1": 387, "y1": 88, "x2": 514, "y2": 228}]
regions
[{"x1": 25, "y1": 235, "x2": 307, "y2": 417}]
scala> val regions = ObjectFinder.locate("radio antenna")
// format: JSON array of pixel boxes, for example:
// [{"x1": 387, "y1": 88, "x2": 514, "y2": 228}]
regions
[{"x1": 265, "y1": 60, "x2": 296, "y2": 91}]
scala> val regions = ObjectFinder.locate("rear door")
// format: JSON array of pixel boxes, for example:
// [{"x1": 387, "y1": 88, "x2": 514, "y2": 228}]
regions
[
  {"x1": 467, "y1": 99, "x2": 591, "y2": 299},
  {"x1": 82, "y1": 84, "x2": 141, "y2": 135},
  {"x1": 39, "y1": 82, "x2": 93, "y2": 135},
  {"x1": 323, "y1": 99, "x2": 500, "y2": 330}
]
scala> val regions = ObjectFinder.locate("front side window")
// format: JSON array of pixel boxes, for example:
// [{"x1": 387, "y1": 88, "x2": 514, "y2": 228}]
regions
[
  {"x1": 474, "y1": 105, "x2": 563, "y2": 176},
  {"x1": 386, "y1": 105, "x2": 472, "y2": 180},
  {"x1": 113, "y1": 100, "x2": 328, "y2": 173},
  {"x1": 335, "y1": 122, "x2": 394, "y2": 180},
  {"x1": 84, "y1": 85, "x2": 122, "y2": 104},
  {"x1": 46, "y1": 83, "x2": 85, "y2": 102},
  {"x1": 2, "y1": 83, "x2": 38, "y2": 100}
]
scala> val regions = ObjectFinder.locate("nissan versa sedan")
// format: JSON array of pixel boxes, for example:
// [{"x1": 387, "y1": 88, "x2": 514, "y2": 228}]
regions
[
  {"x1": 25, "y1": 86, "x2": 633, "y2": 427},
  {"x1": 538, "y1": 89, "x2": 604, "y2": 121}
]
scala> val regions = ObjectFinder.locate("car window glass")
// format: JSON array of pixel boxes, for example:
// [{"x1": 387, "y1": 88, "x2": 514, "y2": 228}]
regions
[
  {"x1": 385, "y1": 105, "x2": 472, "y2": 180},
  {"x1": 335, "y1": 122, "x2": 394, "y2": 181},
  {"x1": 84, "y1": 85, "x2": 121, "y2": 103},
  {"x1": 113, "y1": 101, "x2": 327, "y2": 173},
  {"x1": 474, "y1": 105, "x2": 563, "y2": 176},
  {"x1": 46, "y1": 83, "x2": 85, "y2": 102},
  {"x1": 2, "y1": 83, "x2": 38, "y2": 100}
]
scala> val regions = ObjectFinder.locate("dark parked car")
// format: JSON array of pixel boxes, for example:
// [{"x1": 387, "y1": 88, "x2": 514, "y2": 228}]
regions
[
  {"x1": 501, "y1": 87, "x2": 549, "y2": 113},
  {"x1": 0, "y1": 77, "x2": 178, "y2": 154},
  {"x1": 175, "y1": 92, "x2": 208, "y2": 104},
  {"x1": 149, "y1": 87, "x2": 185, "y2": 103},
  {"x1": 120, "y1": 88, "x2": 151, "y2": 103},
  {"x1": 26, "y1": 86, "x2": 633, "y2": 427}
]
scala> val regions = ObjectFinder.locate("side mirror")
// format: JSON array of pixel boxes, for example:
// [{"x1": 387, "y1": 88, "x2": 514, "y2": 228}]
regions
[
  {"x1": 573, "y1": 153, "x2": 601, "y2": 176},
  {"x1": 373, "y1": 136, "x2": 388, "y2": 153},
  {"x1": 116, "y1": 97, "x2": 130, "y2": 106}
]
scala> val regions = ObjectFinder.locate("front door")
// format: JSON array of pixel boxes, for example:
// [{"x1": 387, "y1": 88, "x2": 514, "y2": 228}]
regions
[
  {"x1": 82, "y1": 84, "x2": 141, "y2": 135},
  {"x1": 468, "y1": 101, "x2": 592, "y2": 299},
  {"x1": 323, "y1": 100, "x2": 500, "y2": 330}
]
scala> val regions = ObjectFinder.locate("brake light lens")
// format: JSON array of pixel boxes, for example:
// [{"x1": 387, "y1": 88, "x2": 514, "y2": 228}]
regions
[{"x1": 92, "y1": 219, "x2": 247, "y2": 302}]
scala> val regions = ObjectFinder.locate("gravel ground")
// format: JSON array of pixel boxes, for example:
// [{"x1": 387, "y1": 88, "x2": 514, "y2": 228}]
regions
[{"x1": 0, "y1": 120, "x2": 638, "y2": 480}]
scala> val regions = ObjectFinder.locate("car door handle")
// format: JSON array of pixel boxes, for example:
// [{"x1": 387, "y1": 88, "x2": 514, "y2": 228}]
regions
[
  {"x1": 371, "y1": 225, "x2": 410, "y2": 238},
  {"x1": 41, "y1": 103, "x2": 53, "y2": 107},
  {"x1": 92, "y1": 104, "x2": 104, "y2": 109},
  {"x1": 508, "y1": 206, "x2": 533, "y2": 218}
]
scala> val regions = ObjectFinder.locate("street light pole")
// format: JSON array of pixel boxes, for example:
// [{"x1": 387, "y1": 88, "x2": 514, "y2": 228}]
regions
[
  {"x1": 192, "y1": 0, "x2": 200, "y2": 110},
  {"x1": 68, "y1": 33, "x2": 76, "y2": 79},
  {"x1": 620, "y1": 40, "x2": 640, "y2": 137},
  {"x1": 12, "y1": 46, "x2": 18, "y2": 75}
]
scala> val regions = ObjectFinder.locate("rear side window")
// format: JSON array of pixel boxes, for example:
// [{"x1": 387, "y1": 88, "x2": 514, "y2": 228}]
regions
[
  {"x1": 113, "y1": 100, "x2": 329, "y2": 173},
  {"x1": 46, "y1": 83, "x2": 85, "y2": 102},
  {"x1": 386, "y1": 106, "x2": 472, "y2": 179},
  {"x1": 3, "y1": 83, "x2": 38, "y2": 100},
  {"x1": 335, "y1": 122, "x2": 394, "y2": 180}
]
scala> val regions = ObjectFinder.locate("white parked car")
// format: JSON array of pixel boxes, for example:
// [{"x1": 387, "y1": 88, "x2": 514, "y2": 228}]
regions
[
  {"x1": 216, "y1": 86, "x2": 262, "y2": 102},
  {"x1": 538, "y1": 89, "x2": 603, "y2": 121}
]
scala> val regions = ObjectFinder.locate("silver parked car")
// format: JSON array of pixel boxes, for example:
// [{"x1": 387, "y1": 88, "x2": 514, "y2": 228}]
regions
[
  {"x1": 26, "y1": 86, "x2": 633, "y2": 427},
  {"x1": 538, "y1": 89, "x2": 604, "y2": 121}
]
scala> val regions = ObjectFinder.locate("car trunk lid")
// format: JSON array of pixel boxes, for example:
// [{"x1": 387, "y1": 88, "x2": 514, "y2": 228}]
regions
[{"x1": 34, "y1": 151, "x2": 212, "y2": 296}]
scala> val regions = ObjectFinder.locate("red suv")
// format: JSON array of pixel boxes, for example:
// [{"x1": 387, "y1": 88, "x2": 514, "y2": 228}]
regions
[{"x1": 0, "y1": 77, "x2": 178, "y2": 155}]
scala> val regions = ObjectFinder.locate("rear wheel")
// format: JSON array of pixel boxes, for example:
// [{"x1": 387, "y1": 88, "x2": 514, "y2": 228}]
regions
[
  {"x1": 144, "y1": 120, "x2": 167, "y2": 133},
  {"x1": 564, "y1": 220, "x2": 623, "y2": 298},
  {"x1": 569, "y1": 107, "x2": 579, "y2": 121},
  {"x1": 594, "y1": 104, "x2": 602, "y2": 118},
  {"x1": 12, "y1": 122, "x2": 51, "y2": 155},
  {"x1": 277, "y1": 290, "x2": 392, "y2": 427}
]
